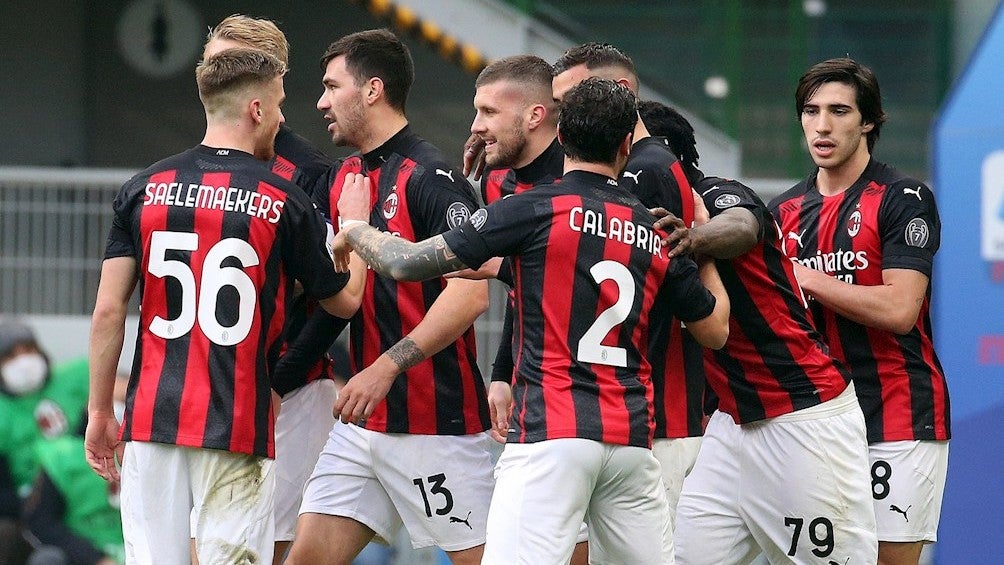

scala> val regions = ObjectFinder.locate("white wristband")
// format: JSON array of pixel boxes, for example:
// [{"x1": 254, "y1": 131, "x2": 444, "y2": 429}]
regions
[{"x1": 339, "y1": 219, "x2": 368, "y2": 230}]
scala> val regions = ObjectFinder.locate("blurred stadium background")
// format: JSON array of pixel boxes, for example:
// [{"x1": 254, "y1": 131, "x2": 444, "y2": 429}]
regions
[{"x1": 1, "y1": 1, "x2": 1001, "y2": 563}]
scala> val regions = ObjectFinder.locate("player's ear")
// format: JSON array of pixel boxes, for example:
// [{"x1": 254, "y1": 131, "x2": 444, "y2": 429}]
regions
[
  {"x1": 861, "y1": 121, "x2": 875, "y2": 133},
  {"x1": 526, "y1": 103, "x2": 547, "y2": 130},
  {"x1": 365, "y1": 77, "x2": 383, "y2": 105},
  {"x1": 618, "y1": 132, "x2": 633, "y2": 157},
  {"x1": 250, "y1": 99, "x2": 263, "y2": 124}
]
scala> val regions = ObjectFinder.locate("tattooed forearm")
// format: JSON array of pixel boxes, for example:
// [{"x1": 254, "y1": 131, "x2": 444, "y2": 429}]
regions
[
  {"x1": 345, "y1": 226, "x2": 469, "y2": 281},
  {"x1": 386, "y1": 336, "x2": 426, "y2": 372}
]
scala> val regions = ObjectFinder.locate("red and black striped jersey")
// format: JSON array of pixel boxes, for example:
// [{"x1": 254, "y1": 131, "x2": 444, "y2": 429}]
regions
[
  {"x1": 444, "y1": 170, "x2": 718, "y2": 448},
  {"x1": 695, "y1": 176, "x2": 852, "y2": 424},
  {"x1": 621, "y1": 137, "x2": 705, "y2": 438},
  {"x1": 269, "y1": 125, "x2": 346, "y2": 395},
  {"x1": 479, "y1": 140, "x2": 564, "y2": 385},
  {"x1": 103, "y1": 145, "x2": 350, "y2": 458},
  {"x1": 769, "y1": 159, "x2": 950, "y2": 442},
  {"x1": 480, "y1": 166, "x2": 511, "y2": 205},
  {"x1": 323, "y1": 126, "x2": 490, "y2": 435}
]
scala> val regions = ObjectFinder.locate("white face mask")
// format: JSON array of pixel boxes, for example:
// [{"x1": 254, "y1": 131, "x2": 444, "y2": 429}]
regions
[{"x1": 1, "y1": 352, "x2": 48, "y2": 395}]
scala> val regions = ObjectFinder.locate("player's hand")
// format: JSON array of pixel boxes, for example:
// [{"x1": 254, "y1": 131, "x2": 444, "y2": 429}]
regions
[
  {"x1": 332, "y1": 363, "x2": 395, "y2": 425},
  {"x1": 463, "y1": 134, "x2": 487, "y2": 180},
  {"x1": 444, "y1": 256, "x2": 502, "y2": 280},
  {"x1": 487, "y1": 381, "x2": 513, "y2": 443},
  {"x1": 336, "y1": 173, "x2": 371, "y2": 222},
  {"x1": 651, "y1": 207, "x2": 695, "y2": 258},
  {"x1": 84, "y1": 412, "x2": 123, "y2": 482},
  {"x1": 331, "y1": 231, "x2": 354, "y2": 273}
]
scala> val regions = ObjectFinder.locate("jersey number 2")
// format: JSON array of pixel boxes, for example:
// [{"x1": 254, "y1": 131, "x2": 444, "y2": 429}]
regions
[
  {"x1": 577, "y1": 260, "x2": 634, "y2": 368},
  {"x1": 147, "y1": 230, "x2": 260, "y2": 346}
]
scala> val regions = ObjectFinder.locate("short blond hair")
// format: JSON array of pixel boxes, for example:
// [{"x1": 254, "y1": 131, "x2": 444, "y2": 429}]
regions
[
  {"x1": 206, "y1": 14, "x2": 289, "y2": 68},
  {"x1": 196, "y1": 48, "x2": 285, "y2": 118}
]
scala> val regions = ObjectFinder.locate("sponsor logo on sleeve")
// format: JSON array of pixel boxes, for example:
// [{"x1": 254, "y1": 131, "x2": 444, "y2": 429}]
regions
[
  {"x1": 905, "y1": 217, "x2": 930, "y2": 247},
  {"x1": 447, "y1": 202, "x2": 471, "y2": 229},
  {"x1": 714, "y1": 194, "x2": 741, "y2": 209}
]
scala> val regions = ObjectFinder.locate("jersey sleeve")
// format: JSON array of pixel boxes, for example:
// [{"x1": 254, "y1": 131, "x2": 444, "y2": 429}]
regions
[
  {"x1": 442, "y1": 195, "x2": 537, "y2": 271},
  {"x1": 490, "y1": 298, "x2": 516, "y2": 383},
  {"x1": 700, "y1": 180, "x2": 772, "y2": 242},
  {"x1": 407, "y1": 163, "x2": 481, "y2": 239},
  {"x1": 103, "y1": 180, "x2": 141, "y2": 259},
  {"x1": 662, "y1": 256, "x2": 718, "y2": 323},
  {"x1": 879, "y1": 179, "x2": 941, "y2": 276},
  {"x1": 283, "y1": 188, "x2": 350, "y2": 300}
]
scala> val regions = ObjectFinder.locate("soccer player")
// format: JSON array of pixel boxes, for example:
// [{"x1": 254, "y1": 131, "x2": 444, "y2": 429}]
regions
[
  {"x1": 769, "y1": 57, "x2": 950, "y2": 565},
  {"x1": 335, "y1": 77, "x2": 731, "y2": 565},
  {"x1": 84, "y1": 48, "x2": 365, "y2": 565},
  {"x1": 202, "y1": 15, "x2": 350, "y2": 563},
  {"x1": 649, "y1": 99, "x2": 878, "y2": 563},
  {"x1": 551, "y1": 43, "x2": 706, "y2": 531},
  {"x1": 286, "y1": 30, "x2": 493, "y2": 565}
]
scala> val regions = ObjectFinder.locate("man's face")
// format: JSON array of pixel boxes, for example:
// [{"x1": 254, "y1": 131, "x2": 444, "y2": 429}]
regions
[
  {"x1": 800, "y1": 81, "x2": 873, "y2": 171},
  {"x1": 471, "y1": 80, "x2": 530, "y2": 169},
  {"x1": 254, "y1": 75, "x2": 285, "y2": 161},
  {"x1": 317, "y1": 55, "x2": 368, "y2": 148},
  {"x1": 551, "y1": 63, "x2": 594, "y2": 104}
]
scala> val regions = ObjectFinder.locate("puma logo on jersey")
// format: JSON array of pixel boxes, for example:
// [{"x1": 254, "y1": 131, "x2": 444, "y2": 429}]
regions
[
  {"x1": 787, "y1": 229, "x2": 807, "y2": 249},
  {"x1": 903, "y1": 186, "x2": 923, "y2": 200},
  {"x1": 436, "y1": 168, "x2": 455, "y2": 182},
  {"x1": 889, "y1": 504, "x2": 912, "y2": 522},
  {"x1": 450, "y1": 511, "x2": 473, "y2": 530},
  {"x1": 622, "y1": 170, "x2": 642, "y2": 183}
]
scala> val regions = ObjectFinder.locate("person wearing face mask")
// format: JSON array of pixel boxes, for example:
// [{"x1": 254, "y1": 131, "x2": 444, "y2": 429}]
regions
[{"x1": 0, "y1": 319, "x2": 90, "y2": 564}]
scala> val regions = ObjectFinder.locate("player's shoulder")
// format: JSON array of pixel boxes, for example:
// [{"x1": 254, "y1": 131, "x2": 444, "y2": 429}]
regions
[
  {"x1": 627, "y1": 137, "x2": 679, "y2": 169},
  {"x1": 767, "y1": 174, "x2": 814, "y2": 210}
]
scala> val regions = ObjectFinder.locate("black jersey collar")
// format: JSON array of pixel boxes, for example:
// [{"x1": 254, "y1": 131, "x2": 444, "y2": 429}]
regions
[
  {"x1": 362, "y1": 125, "x2": 418, "y2": 170},
  {"x1": 513, "y1": 138, "x2": 563, "y2": 185}
]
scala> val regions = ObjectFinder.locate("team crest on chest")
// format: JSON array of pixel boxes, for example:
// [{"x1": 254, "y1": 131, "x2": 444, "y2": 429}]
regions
[
  {"x1": 847, "y1": 210, "x2": 862, "y2": 237},
  {"x1": 383, "y1": 192, "x2": 399, "y2": 220}
]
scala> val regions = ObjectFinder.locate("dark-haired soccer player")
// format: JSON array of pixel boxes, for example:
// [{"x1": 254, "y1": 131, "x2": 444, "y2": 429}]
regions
[
  {"x1": 552, "y1": 43, "x2": 706, "y2": 530},
  {"x1": 335, "y1": 77, "x2": 730, "y2": 564},
  {"x1": 85, "y1": 48, "x2": 365, "y2": 565},
  {"x1": 287, "y1": 30, "x2": 493, "y2": 565},
  {"x1": 649, "y1": 98, "x2": 878, "y2": 563},
  {"x1": 769, "y1": 58, "x2": 949, "y2": 565}
]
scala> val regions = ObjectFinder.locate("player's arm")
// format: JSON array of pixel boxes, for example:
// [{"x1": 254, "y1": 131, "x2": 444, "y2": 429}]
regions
[
  {"x1": 86, "y1": 256, "x2": 136, "y2": 481},
  {"x1": 657, "y1": 204, "x2": 759, "y2": 260},
  {"x1": 793, "y1": 265, "x2": 928, "y2": 335},
  {"x1": 342, "y1": 226, "x2": 469, "y2": 281},
  {"x1": 682, "y1": 258, "x2": 730, "y2": 349}
]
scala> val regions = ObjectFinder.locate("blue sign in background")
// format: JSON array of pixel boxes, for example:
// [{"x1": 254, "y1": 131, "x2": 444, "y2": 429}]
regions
[{"x1": 932, "y1": 2, "x2": 1004, "y2": 562}]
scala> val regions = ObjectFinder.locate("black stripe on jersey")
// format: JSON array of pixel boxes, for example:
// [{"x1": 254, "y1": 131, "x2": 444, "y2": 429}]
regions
[
  {"x1": 834, "y1": 315, "x2": 882, "y2": 439},
  {"x1": 568, "y1": 196, "x2": 607, "y2": 440},
  {"x1": 620, "y1": 207, "x2": 658, "y2": 447},
  {"x1": 150, "y1": 182, "x2": 196, "y2": 445},
  {"x1": 709, "y1": 343, "x2": 767, "y2": 423}
]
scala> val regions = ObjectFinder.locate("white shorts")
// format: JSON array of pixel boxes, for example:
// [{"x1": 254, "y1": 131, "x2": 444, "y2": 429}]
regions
[
  {"x1": 482, "y1": 438, "x2": 672, "y2": 565},
  {"x1": 273, "y1": 379, "x2": 337, "y2": 541},
  {"x1": 652, "y1": 435, "x2": 702, "y2": 531},
  {"x1": 676, "y1": 384, "x2": 877, "y2": 564},
  {"x1": 869, "y1": 440, "x2": 949, "y2": 543},
  {"x1": 300, "y1": 421, "x2": 495, "y2": 551},
  {"x1": 121, "y1": 442, "x2": 275, "y2": 565}
]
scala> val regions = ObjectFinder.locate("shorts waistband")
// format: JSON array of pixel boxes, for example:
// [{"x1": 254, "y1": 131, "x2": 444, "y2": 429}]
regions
[{"x1": 768, "y1": 382, "x2": 859, "y2": 423}]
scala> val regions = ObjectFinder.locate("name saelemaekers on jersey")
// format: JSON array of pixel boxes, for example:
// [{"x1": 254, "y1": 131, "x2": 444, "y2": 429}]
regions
[{"x1": 144, "y1": 181, "x2": 285, "y2": 224}]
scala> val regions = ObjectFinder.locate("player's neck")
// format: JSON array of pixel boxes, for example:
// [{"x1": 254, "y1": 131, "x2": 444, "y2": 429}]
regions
[
  {"x1": 202, "y1": 124, "x2": 257, "y2": 158},
  {"x1": 358, "y1": 111, "x2": 408, "y2": 154},
  {"x1": 513, "y1": 133, "x2": 557, "y2": 170},
  {"x1": 815, "y1": 146, "x2": 871, "y2": 197},
  {"x1": 632, "y1": 114, "x2": 651, "y2": 143},
  {"x1": 564, "y1": 158, "x2": 618, "y2": 181}
]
